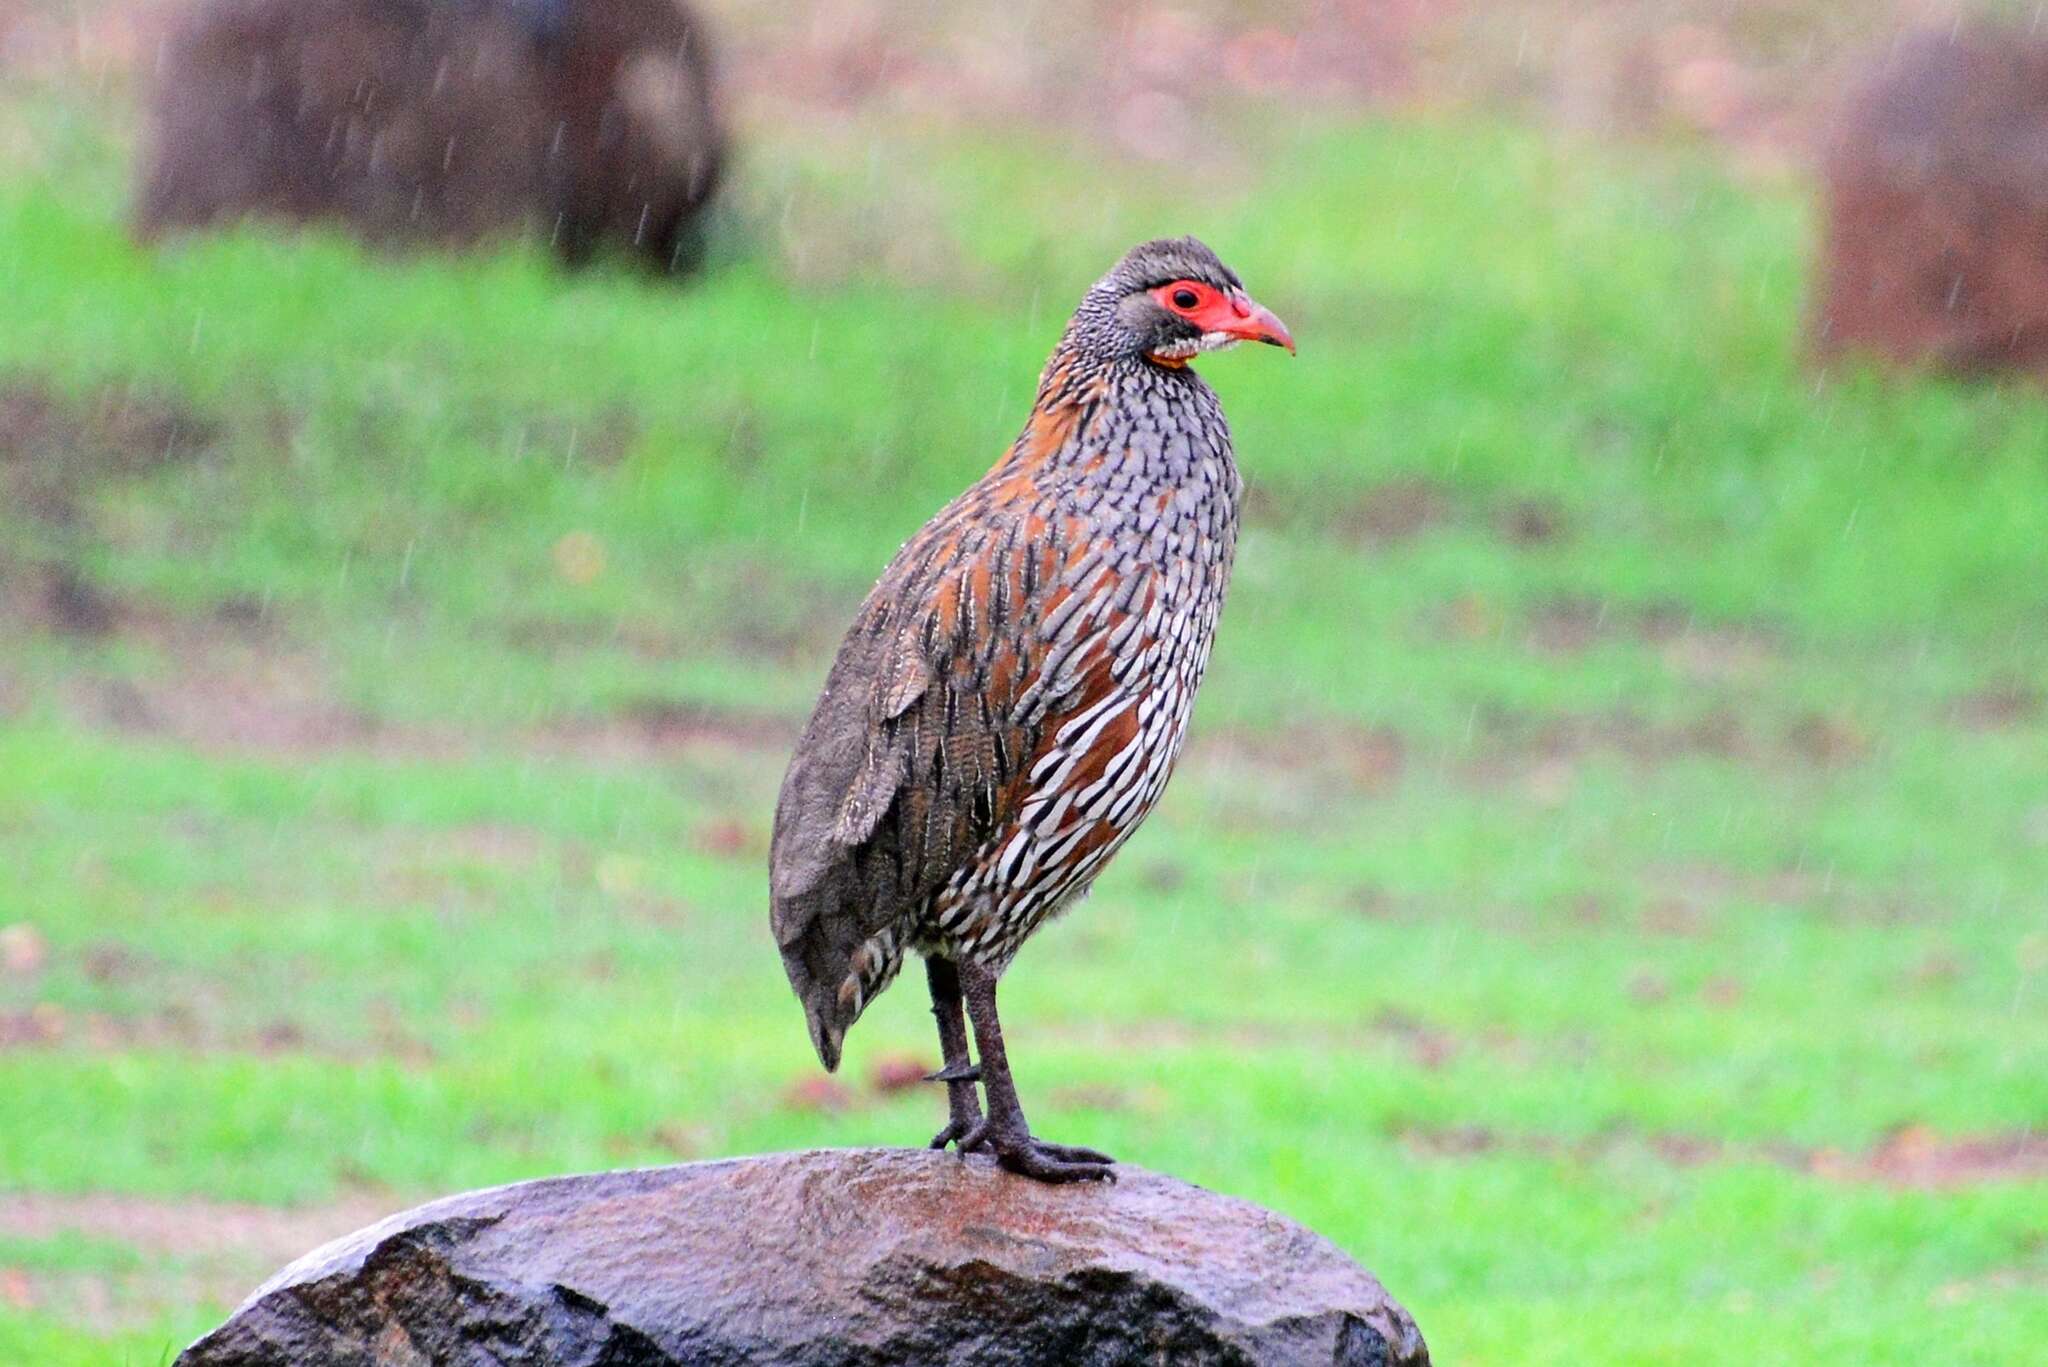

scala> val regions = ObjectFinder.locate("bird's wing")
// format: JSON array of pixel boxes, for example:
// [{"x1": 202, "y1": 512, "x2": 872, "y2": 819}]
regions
[
  {"x1": 771, "y1": 484, "x2": 1078, "y2": 917},
  {"x1": 767, "y1": 364, "x2": 1167, "y2": 1061},
  {"x1": 769, "y1": 452, "x2": 1146, "y2": 1065}
]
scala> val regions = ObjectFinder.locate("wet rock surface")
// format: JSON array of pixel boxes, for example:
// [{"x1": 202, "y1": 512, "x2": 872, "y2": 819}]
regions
[{"x1": 179, "y1": 1147, "x2": 1428, "y2": 1366}]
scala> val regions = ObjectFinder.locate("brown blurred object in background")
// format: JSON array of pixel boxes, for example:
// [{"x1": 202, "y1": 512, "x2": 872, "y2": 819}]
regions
[
  {"x1": 1814, "y1": 25, "x2": 2048, "y2": 377},
  {"x1": 133, "y1": 0, "x2": 725, "y2": 274}
]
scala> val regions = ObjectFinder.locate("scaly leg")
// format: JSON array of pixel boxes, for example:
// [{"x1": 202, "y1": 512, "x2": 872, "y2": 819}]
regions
[
  {"x1": 955, "y1": 957, "x2": 1114, "y2": 1183},
  {"x1": 924, "y1": 956, "x2": 984, "y2": 1150}
]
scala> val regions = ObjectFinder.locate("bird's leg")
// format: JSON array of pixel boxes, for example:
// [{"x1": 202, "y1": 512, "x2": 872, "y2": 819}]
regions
[
  {"x1": 924, "y1": 956, "x2": 984, "y2": 1151},
  {"x1": 955, "y1": 958, "x2": 1115, "y2": 1183}
]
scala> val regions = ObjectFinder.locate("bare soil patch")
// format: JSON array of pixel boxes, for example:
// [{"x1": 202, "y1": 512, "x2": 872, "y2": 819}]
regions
[
  {"x1": 1040, "y1": 1010, "x2": 1547, "y2": 1075},
  {"x1": 1471, "y1": 705, "x2": 1747, "y2": 769},
  {"x1": 1809, "y1": 1126, "x2": 2048, "y2": 1190},
  {"x1": 1629, "y1": 859, "x2": 1933, "y2": 929},
  {"x1": 467, "y1": 402, "x2": 642, "y2": 471},
  {"x1": 0, "y1": 1002, "x2": 435, "y2": 1065},
  {"x1": 0, "y1": 377, "x2": 218, "y2": 508},
  {"x1": 1952, "y1": 682, "x2": 2042, "y2": 731},
  {"x1": 1248, "y1": 479, "x2": 1578, "y2": 554},
  {"x1": 0, "y1": 378, "x2": 222, "y2": 638},
  {"x1": 1525, "y1": 597, "x2": 1779, "y2": 682},
  {"x1": 1462, "y1": 698, "x2": 1877, "y2": 785},
  {"x1": 1333, "y1": 479, "x2": 1452, "y2": 547},
  {"x1": 39, "y1": 591, "x2": 795, "y2": 764},
  {"x1": 1642, "y1": 861, "x2": 1825, "y2": 917},
  {"x1": 4, "y1": 562, "x2": 120, "y2": 637},
  {"x1": 534, "y1": 696, "x2": 797, "y2": 759},
  {"x1": 0, "y1": 1190, "x2": 395, "y2": 1265},
  {"x1": 1200, "y1": 722, "x2": 1408, "y2": 799},
  {"x1": 1399, "y1": 1122, "x2": 2048, "y2": 1190},
  {"x1": 40, "y1": 597, "x2": 371, "y2": 758},
  {"x1": 1498, "y1": 498, "x2": 1571, "y2": 547},
  {"x1": 75, "y1": 671, "x2": 384, "y2": 758},
  {"x1": 0, "y1": 1189, "x2": 400, "y2": 1325}
]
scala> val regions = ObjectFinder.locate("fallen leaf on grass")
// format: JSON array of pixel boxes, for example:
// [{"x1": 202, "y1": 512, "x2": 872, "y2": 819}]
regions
[
  {"x1": 1626, "y1": 969, "x2": 1671, "y2": 1004},
  {"x1": 694, "y1": 819, "x2": 759, "y2": 860},
  {"x1": 783, "y1": 1075, "x2": 855, "y2": 1113},
  {"x1": 0, "y1": 1005, "x2": 65, "y2": 1046},
  {"x1": 0, "y1": 923, "x2": 46, "y2": 977},
  {"x1": 1700, "y1": 975, "x2": 1746, "y2": 1006},
  {"x1": 868, "y1": 1053, "x2": 932, "y2": 1095},
  {"x1": 1050, "y1": 1084, "x2": 1144, "y2": 1113}
]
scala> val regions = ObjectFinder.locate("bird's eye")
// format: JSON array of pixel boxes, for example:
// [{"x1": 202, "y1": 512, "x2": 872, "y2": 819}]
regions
[{"x1": 1171, "y1": 288, "x2": 1200, "y2": 310}]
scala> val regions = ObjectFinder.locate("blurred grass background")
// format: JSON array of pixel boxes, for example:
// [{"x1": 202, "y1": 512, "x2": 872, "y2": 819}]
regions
[{"x1": 1, "y1": 0, "x2": 2045, "y2": 1362}]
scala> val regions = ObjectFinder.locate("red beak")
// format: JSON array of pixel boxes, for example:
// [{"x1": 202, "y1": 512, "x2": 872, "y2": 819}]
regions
[{"x1": 1202, "y1": 289, "x2": 1295, "y2": 354}]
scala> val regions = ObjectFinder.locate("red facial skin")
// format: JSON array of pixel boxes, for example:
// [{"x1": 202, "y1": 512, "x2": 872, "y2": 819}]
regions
[{"x1": 1147, "y1": 279, "x2": 1296, "y2": 355}]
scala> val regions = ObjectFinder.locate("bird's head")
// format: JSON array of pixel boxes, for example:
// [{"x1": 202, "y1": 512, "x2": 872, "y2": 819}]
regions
[{"x1": 1079, "y1": 236, "x2": 1295, "y2": 368}]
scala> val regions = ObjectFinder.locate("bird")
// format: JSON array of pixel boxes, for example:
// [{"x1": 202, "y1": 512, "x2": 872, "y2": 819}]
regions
[{"x1": 770, "y1": 237, "x2": 1293, "y2": 1183}]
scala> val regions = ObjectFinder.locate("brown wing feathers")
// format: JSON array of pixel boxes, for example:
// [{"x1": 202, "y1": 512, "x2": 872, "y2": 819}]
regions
[{"x1": 768, "y1": 430, "x2": 1069, "y2": 1066}]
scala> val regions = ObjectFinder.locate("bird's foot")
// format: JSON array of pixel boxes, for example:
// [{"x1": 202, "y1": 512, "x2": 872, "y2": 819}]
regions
[
  {"x1": 929, "y1": 1080, "x2": 987, "y2": 1152},
  {"x1": 956, "y1": 1120, "x2": 1115, "y2": 1183},
  {"x1": 924, "y1": 1061, "x2": 981, "y2": 1084},
  {"x1": 929, "y1": 1114, "x2": 984, "y2": 1151}
]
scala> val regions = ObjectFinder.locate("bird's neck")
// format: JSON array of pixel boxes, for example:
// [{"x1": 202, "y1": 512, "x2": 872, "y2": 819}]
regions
[{"x1": 996, "y1": 339, "x2": 1226, "y2": 487}]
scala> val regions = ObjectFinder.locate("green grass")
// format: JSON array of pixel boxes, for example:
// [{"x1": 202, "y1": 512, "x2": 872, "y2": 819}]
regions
[{"x1": 1, "y1": 111, "x2": 2045, "y2": 1365}]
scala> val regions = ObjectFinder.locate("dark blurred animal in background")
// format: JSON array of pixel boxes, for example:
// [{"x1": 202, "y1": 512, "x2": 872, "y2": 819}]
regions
[
  {"x1": 1814, "y1": 26, "x2": 2048, "y2": 376},
  {"x1": 134, "y1": 0, "x2": 725, "y2": 274}
]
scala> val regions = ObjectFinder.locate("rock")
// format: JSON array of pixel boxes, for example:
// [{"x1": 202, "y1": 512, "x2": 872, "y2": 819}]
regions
[
  {"x1": 134, "y1": 0, "x2": 726, "y2": 275},
  {"x1": 178, "y1": 1148, "x2": 1427, "y2": 1366},
  {"x1": 1814, "y1": 26, "x2": 2048, "y2": 377}
]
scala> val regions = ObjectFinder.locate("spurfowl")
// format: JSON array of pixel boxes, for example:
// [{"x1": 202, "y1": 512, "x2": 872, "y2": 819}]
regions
[{"x1": 771, "y1": 238, "x2": 1292, "y2": 1183}]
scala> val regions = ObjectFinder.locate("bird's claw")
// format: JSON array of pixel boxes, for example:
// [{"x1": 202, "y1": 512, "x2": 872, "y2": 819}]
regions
[
  {"x1": 930, "y1": 1115, "x2": 989, "y2": 1152},
  {"x1": 973, "y1": 1124, "x2": 1115, "y2": 1183},
  {"x1": 993, "y1": 1136, "x2": 1117, "y2": 1183},
  {"x1": 924, "y1": 1061, "x2": 982, "y2": 1084}
]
